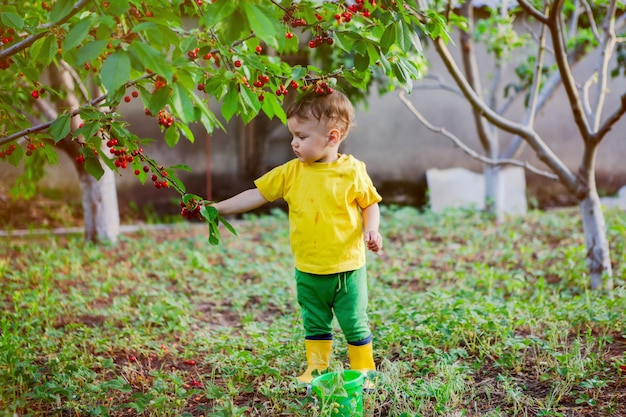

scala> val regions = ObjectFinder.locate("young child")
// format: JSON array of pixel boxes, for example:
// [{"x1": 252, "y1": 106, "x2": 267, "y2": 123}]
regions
[{"x1": 212, "y1": 90, "x2": 383, "y2": 385}]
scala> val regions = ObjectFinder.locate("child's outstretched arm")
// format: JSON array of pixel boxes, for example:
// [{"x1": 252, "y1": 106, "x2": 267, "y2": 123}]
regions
[
  {"x1": 213, "y1": 188, "x2": 269, "y2": 215},
  {"x1": 362, "y1": 202, "x2": 383, "y2": 252}
]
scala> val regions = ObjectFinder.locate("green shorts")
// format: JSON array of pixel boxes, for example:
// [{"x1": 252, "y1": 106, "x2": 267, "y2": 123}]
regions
[{"x1": 295, "y1": 266, "x2": 371, "y2": 344}]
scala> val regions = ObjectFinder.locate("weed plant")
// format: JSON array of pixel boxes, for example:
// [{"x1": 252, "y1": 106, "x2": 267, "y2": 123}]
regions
[{"x1": 0, "y1": 206, "x2": 624, "y2": 416}]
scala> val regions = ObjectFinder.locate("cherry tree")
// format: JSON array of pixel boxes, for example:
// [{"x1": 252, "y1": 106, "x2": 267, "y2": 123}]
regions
[
  {"x1": 0, "y1": 0, "x2": 429, "y2": 243},
  {"x1": 402, "y1": 0, "x2": 624, "y2": 290}
]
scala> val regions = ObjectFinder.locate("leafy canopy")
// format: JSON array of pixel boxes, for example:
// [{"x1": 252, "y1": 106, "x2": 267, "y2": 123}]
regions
[{"x1": 0, "y1": 0, "x2": 448, "y2": 241}]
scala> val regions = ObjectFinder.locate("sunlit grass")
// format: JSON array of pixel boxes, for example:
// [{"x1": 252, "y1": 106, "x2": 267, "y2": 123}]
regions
[{"x1": 0, "y1": 207, "x2": 624, "y2": 416}]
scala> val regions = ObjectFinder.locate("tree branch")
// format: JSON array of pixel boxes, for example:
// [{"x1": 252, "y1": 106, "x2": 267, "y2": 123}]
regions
[
  {"x1": 593, "y1": 91, "x2": 626, "y2": 144},
  {"x1": 500, "y1": 4, "x2": 549, "y2": 161},
  {"x1": 0, "y1": 74, "x2": 153, "y2": 147},
  {"x1": 548, "y1": 0, "x2": 592, "y2": 139},
  {"x1": 580, "y1": 0, "x2": 602, "y2": 43},
  {"x1": 524, "y1": 2, "x2": 549, "y2": 128},
  {"x1": 517, "y1": 0, "x2": 549, "y2": 24},
  {"x1": 430, "y1": 35, "x2": 579, "y2": 192},
  {"x1": 0, "y1": 0, "x2": 93, "y2": 61},
  {"x1": 414, "y1": 75, "x2": 463, "y2": 96},
  {"x1": 460, "y1": 1, "x2": 496, "y2": 156},
  {"x1": 590, "y1": 0, "x2": 619, "y2": 130},
  {"x1": 59, "y1": 60, "x2": 90, "y2": 102},
  {"x1": 398, "y1": 90, "x2": 558, "y2": 180}
]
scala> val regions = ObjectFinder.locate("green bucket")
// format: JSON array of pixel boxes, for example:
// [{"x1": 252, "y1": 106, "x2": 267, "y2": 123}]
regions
[{"x1": 310, "y1": 370, "x2": 365, "y2": 416}]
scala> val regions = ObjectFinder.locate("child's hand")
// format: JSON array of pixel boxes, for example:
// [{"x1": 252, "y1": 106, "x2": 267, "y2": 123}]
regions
[{"x1": 364, "y1": 230, "x2": 383, "y2": 252}]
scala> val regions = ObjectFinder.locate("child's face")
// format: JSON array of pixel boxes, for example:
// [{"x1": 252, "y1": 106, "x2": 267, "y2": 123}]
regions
[{"x1": 287, "y1": 115, "x2": 339, "y2": 163}]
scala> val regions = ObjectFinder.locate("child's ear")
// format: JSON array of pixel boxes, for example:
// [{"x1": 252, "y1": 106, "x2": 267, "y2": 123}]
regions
[{"x1": 327, "y1": 128, "x2": 342, "y2": 146}]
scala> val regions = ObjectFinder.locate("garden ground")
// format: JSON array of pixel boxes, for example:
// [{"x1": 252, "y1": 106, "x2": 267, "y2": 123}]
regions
[{"x1": 1, "y1": 190, "x2": 625, "y2": 416}]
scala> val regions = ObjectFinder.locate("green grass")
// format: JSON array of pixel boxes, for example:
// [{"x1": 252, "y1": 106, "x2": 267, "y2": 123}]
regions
[{"x1": 0, "y1": 206, "x2": 625, "y2": 416}]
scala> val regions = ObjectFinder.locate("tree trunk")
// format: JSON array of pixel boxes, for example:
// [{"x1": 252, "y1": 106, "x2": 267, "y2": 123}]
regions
[
  {"x1": 484, "y1": 164, "x2": 502, "y2": 223},
  {"x1": 77, "y1": 160, "x2": 120, "y2": 244},
  {"x1": 579, "y1": 191, "x2": 613, "y2": 290}
]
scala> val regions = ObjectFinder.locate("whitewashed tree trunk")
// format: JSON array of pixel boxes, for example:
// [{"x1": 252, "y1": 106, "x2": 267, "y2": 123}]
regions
[
  {"x1": 579, "y1": 192, "x2": 613, "y2": 290},
  {"x1": 48, "y1": 63, "x2": 121, "y2": 244},
  {"x1": 78, "y1": 162, "x2": 120, "y2": 244}
]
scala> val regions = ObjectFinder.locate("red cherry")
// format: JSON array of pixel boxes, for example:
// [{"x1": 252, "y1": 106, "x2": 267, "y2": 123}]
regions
[
  {"x1": 31, "y1": 90, "x2": 39, "y2": 99},
  {"x1": 255, "y1": 45, "x2": 262, "y2": 53},
  {"x1": 234, "y1": 60, "x2": 242, "y2": 68},
  {"x1": 124, "y1": 95, "x2": 131, "y2": 103},
  {"x1": 131, "y1": 91, "x2": 139, "y2": 98},
  {"x1": 286, "y1": 32, "x2": 294, "y2": 39}
]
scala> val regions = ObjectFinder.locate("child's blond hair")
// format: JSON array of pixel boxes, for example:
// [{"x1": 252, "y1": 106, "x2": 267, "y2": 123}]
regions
[{"x1": 286, "y1": 90, "x2": 356, "y2": 139}]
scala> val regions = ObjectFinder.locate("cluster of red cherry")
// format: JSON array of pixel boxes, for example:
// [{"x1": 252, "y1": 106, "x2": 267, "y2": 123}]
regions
[
  {"x1": 157, "y1": 109, "x2": 174, "y2": 128},
  {"x1": 0, "y1": 143, "x2": 17, "y2": 158},
  {"x1": 106, "y1": 138, "x2": 140, "y2": 170},
  {"x1": 180, "y1": 200, "x2": 202, "y2": 220},
  {"x1": 0, "y1": 27, "x2": 16, "y2": 70}
]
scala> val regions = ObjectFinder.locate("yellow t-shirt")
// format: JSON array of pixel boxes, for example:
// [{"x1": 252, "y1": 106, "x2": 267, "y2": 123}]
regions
[{"x1": 254, "y1": 154, "x2": 382, "y2": 274}]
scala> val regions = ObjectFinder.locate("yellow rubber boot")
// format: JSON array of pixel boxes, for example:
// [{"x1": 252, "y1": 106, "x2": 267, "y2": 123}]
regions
[
  {"x1": 348, "y1": 342, "x2": 376, "y2": 390},
  {"x1": 296, "y1": 339, "x2": 332, "y2": 384}
]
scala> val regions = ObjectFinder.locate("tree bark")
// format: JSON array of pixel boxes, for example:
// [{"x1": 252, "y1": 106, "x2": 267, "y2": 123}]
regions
[
  {"x1": 78, "y1": 159, "x2": 120, "y2": 244},
  {"x1": 579, "y1": 193, "x2": 613, "y2": 290},
  {"x1": 48, "y1": 63, "x2": 121, "y2": 244}
]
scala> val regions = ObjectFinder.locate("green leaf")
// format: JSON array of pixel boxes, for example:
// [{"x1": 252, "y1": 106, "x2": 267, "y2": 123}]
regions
[
  {"x1": 84, "y1": 154, "x2": 105, "y2": 180},
  {"x1": 290, "y1": 66, "x2": 307, "y2": 80},
  {"x1": 218, "y1": 215, "x2": 238, "y2": 237},
  {"x1": 200, "y1": 205, "x2": 218, "y2": 222},
  {"x1": 182, "y1": 193, "x2": 203, "y2": 205},
  {"x1": 1, "y1": 12, "x2": 24, "y2": 30},
  {"x1": 239, "y1": 94, "x2": 262, "y2": 124},
  {"x1": 39, "y1": 143, "x2": 59, "y2": 164},
  {"x1": 189, "y1": 91, "x2": 222, "y2": 134},
  {"x1": 63, "y1": 17, "x2": 93, "y2": 51},
  {"x1": 101, "y1": 51, "x2": 131, "y2": 93},
  {"x1": 171, "y1": 83, "x2": 195, "y2": 124},
  {"x1": 6, "y1": 144, "x2": 24, "y2": 167},
  {"x1": 334, "y1": 31, "x2": 356, "y2": 52},
  {"x1": 396, "y1": 20, "x2": 413, "y2": 52},
  {"x1": 165, "y1": 173, "x2": 186, "y2": 193},
  {"x1": 354, "y1": 53, "x2": 369, "y2": 72},
  {"x1": 49, "y1": 114, "x2": 72, "y2": 143},
  {"x1": 261, "y1": 92, "x2": 278, "y2": 120},
  {"x1": 203, "y1": 1, "x2": 236, "y2": 28},
  {"x1": 380, "y1": 24, "x2": 395, "y2": 55},
  {"x1": 30, "y1": 36, "x2": 57, "y2": 66},
  {"x1": 74, "y1": 120, "x2": 101, "y2": 140},
  {"x1": 129, "y1": 42, "x2": 173, "y2": 80},
  {"x1": 366, "y1": 43, "x2": 380, "y2": 66},
  {"x1": 76, "y1": 40, "x2": 108, "y2": 65},
  {"x1": 222, "y1": 86, "x2": 239, "y2": 122},
  {"x1": 208, "y1": 220, "x2": 221, "y2": 245},
  {"x1": 131, "y1": 22, "x2": 164, "y2": 46},
  {"x1": 164, "y1": 126, "x2": 180, "y2": 147},
  {"x1": 242, "y1": 3, "x2": 280, "y2": 49},
  {"x1": 104, "y1": 0, "x2": 130, "y2": 16},
  {"x1": 177, "y1": 122, "x2": 195, "y2": 143},
  {"x1": 147, "y1": 87, "x2": 171, "y2": 116},
  {"x1": 50, "y1": 0, "x2": 74, "y2": 23}
]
